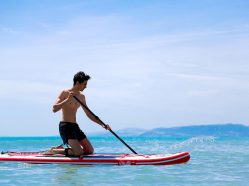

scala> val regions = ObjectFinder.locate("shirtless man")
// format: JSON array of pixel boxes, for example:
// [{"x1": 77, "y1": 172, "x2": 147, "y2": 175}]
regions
[{"x1": 50, "y1": 71, "x2": 110, "y2": 156}]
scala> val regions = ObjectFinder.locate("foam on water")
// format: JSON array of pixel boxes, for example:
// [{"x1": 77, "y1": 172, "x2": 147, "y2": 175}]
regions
[{"x1": 168, "y1": 136, "x2": 216, "y2": 153}]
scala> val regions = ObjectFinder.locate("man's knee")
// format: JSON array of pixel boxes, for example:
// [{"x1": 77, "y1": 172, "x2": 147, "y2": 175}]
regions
[{"x1": 85, "y1": 148, "x2": 94, "y2": 155}]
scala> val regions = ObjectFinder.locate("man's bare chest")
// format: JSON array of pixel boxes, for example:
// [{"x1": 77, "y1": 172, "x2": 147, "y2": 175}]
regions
[{"x1": 64, "y1": 98, "x2": 80, "y2": 109}]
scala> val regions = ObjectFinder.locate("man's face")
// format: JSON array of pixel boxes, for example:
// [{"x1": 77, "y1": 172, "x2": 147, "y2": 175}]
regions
[{"x1": 79, "y1": 81, "x2": 87, "y2": 91}]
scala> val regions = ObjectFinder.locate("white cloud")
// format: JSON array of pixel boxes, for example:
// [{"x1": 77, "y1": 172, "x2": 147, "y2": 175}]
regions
[
  {"x1": 166, "y1": 73, "x2": 224, "y2": 81},
  {"x1": 0, "y1": 25, "x2": 18, "y2": 34},
  {"x1": 0, "y1": 79, "x2": 62, "y2": 103},
  {"x1": 187, "y1": 90, "x2": 221, "y2": 97}
]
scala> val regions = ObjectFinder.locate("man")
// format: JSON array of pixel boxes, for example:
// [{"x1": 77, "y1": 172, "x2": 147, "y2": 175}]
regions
[{"x1": 50, "y1": 71, "x2": 110, "y2": 156}]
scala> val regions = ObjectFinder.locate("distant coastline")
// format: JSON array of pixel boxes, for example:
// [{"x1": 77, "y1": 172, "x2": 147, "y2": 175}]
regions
[{"x1": 90, "y1": 123, "x2": 249, "y2": 137}]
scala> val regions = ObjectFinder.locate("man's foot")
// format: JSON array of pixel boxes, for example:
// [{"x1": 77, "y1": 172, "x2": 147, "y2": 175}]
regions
[{"x1": 42, "y1": 145, "x2": 64, "y2": 155}]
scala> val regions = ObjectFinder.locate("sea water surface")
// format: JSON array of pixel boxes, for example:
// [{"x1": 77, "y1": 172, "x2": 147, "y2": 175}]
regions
[{"x1": 0, "y1": 136, "x2": 248, "y2": 185}]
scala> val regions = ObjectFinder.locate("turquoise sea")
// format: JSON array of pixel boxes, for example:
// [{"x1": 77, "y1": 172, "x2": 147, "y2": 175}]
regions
[{"x1": 0, "y1": 136, "x2": 248, "y2": 185}]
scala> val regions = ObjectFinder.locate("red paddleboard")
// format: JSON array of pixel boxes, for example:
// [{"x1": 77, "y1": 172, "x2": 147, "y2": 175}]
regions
[{"x1": 0, "y1": 151, "x2": 190, "y2": 165}]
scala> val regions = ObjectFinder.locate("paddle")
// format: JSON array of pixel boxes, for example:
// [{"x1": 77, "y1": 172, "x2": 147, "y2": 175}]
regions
[{"x1": 73, "y1": 96, "x2": 138, "y2": 154}]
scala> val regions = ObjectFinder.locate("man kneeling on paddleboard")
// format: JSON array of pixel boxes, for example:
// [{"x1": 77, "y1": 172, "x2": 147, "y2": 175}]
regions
[{"x1": 47, "y1": 71, "x2": 110, "y2": 156}]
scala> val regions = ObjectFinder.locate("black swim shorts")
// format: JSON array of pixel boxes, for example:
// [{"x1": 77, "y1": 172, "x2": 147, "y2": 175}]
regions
[{"x1": 59, "y1": 122, "x2": 87, "y2": 144}]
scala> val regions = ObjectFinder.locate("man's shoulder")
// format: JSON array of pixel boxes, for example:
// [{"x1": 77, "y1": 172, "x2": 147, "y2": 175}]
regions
[
  {"x1": 58, "y1": 89, "x2": 70, "y2": 96},
  {"x1": 61, "y1": 89, "x2": 70, "y2": 93}
]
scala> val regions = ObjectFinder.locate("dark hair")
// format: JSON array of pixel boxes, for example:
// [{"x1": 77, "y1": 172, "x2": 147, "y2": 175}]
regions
[{"x1": 73, "y1": 71, "x2": 91, "y2": 85}]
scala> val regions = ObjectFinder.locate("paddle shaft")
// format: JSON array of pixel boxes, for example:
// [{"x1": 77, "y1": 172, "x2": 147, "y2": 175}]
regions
[{"x1": 73, "y1": 96, "x2": 137, "y2": 154}]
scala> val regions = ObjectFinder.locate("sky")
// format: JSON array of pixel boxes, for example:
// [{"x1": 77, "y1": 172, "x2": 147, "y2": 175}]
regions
[{"x1": 1, "y1": 0, "x2": 249, "y2": 136}]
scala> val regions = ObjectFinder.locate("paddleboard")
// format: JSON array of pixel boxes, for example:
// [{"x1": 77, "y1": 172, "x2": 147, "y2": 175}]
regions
[{"x1": 0, "y1": 151, "x2": 190, "y2": 165}]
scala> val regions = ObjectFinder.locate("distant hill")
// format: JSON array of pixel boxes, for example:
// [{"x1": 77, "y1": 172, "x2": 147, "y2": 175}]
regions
[
  {"x1": 91, "y1": 124, "x2": 249, "y2": 137},
  {"x1": 140, "y1": 124, "x2": 249, "y2": 137}
]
